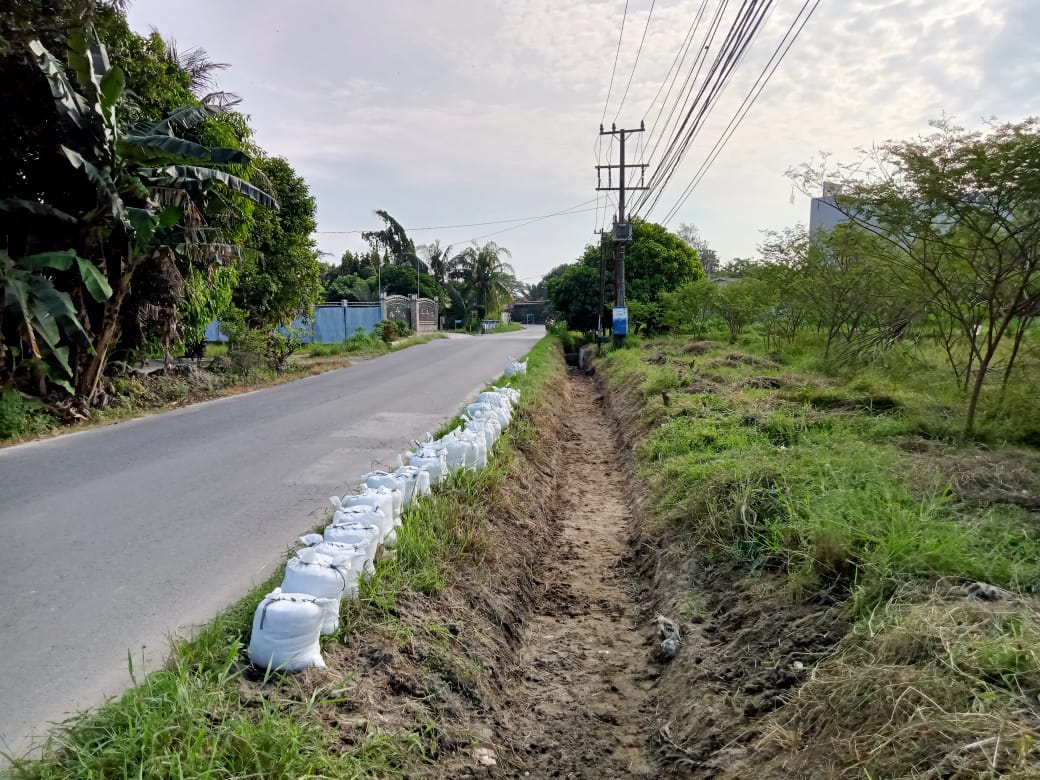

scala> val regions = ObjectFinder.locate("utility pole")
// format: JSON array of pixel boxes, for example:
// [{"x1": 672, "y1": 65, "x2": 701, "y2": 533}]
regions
[
  {"x1": 596, "y1": 230, "x2": 609, "y2": 353},
  {"x1": 596, "y1": 121, "x2": 646, "y2": 344}
]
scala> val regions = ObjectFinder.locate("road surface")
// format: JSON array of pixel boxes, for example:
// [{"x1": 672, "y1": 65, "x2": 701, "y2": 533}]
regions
[{"x1": 0, "y1": 326, "x2": 543, "y2": 758}]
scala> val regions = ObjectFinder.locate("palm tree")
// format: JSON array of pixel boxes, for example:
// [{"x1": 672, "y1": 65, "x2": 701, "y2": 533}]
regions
[{"x1": 449, "y1": 241, "x2": 517, "y2": 318}]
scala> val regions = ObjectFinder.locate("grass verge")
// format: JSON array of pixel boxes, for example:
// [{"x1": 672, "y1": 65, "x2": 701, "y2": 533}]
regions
[
  {"x1": 599, "y1": 335, "x2": 1040, "y2": 778},
  {"x1": 3, "y1": 336, "x2": 561, "y2": 779}
]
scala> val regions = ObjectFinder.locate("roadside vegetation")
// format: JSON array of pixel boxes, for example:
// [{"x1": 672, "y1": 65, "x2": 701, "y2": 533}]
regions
[
  {"x1": 537, "y1": 119, "x2": 1040, "y2": 776},
  {"x1": 1, "y1": 2, "x2": 532, "y2": 443},
  {"x1": 3, "y1": 336, "x2": 561, "y2": 779},
  {"x1": 600, "y1": 333, "x2": 1040, "y2": 776}
]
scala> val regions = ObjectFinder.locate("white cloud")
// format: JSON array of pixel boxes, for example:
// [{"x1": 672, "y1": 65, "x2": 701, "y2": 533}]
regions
[{"x1": 127, "y1": 0, "x2": 1039, "y2": 280}]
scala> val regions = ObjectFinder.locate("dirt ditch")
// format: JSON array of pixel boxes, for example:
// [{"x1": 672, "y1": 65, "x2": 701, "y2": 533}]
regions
[
  {"x1": 254, "y1": 356, "x2": 850, "y2": 778},
  {"x1": 484, "y1": 374, "x2": 662, "y2": 778}
]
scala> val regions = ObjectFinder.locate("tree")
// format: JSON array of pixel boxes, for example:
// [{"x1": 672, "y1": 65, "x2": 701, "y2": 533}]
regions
[
  {"x1": 578, "y1": 219, "x2": 703, "y2": 333},
  {"x1": 660, "y1": 278, "x2": 717, "y2": 336},
  {"x1": 379, "y1": 263, "x2": 443, "y2": 301},
  {"x1": 362, "y1": 209, "x2": 415, "y2": 266},
  {"x1": 449, "y1": 241, "x2": 517, "y2": 318},
  {"x1": 794, "y1": 118, "x2": 1040, "y2": 436},
  {"x1": 546, "y1": 265, "x2": 602, "y2": 332},
  {"x1": 1, "y1": 30, "x2": 276, "y2": 400},
  {"x1": 233, "y1": 156, "x2": 322, "y2": 327},
  {"x1": 676, "y1": 222, "x2": 720, "y2": 277},
  {"x1": 714, "y1": 279, "x2": 772, "y2": 343}
]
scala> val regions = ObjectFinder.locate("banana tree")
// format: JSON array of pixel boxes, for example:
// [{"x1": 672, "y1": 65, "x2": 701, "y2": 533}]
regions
[{"x1": 9, "y1": 30, "x2": 277, "y2": 402}]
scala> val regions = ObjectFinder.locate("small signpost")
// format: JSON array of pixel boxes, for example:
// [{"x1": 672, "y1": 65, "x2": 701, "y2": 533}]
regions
[{"x1": 612, "y1": 306, "x2": 628, "y2": 336}]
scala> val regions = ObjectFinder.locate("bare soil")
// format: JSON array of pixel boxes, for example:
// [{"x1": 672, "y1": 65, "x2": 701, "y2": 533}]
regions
[{"x1": 485, "y1": 375, "x2": 661, "y2": 778}]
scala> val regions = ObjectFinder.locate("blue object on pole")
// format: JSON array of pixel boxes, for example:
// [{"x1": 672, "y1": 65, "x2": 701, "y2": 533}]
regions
[{"x1": 612, "y1": 306, "x2": 628, "y2": 336}]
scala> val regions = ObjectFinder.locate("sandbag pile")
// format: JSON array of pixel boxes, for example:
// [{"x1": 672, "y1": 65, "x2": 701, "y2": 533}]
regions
[{"x1": 248, "y1": 363, "x2": 523, "y2": 672}]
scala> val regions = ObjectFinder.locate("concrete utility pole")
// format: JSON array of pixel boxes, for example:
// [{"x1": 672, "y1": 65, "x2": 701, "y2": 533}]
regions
[{"x1": 596, "y1": 122, "x2": 647, "y2": 344}]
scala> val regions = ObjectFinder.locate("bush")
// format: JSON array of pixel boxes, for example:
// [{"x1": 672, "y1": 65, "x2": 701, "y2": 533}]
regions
[{"x1": 0, "y1": 387, "x2": 50, "y2": 440}]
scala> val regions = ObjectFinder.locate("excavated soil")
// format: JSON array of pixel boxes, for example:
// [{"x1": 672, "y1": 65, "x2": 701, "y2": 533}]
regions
[{"x1": 485, "y1": 374, "x2": 661, "y2": 778}]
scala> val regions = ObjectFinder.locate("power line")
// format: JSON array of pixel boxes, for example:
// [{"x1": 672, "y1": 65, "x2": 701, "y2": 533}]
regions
[
  {"x1": 596, "y1": 0, "x2": 630, "y2": 165},
  {"x1": 314, "y1": 199, "x2": 600, "y2": 235},
  {"x1": 612, "y1": 0, "x2": 656, "y2": 124},
  {"x1": 640, "y1": 0, "x2": 708, "y2": 125},
  {"x1": 464, "y1": 206, "x2": 600, "y2": 243},
  {"x1": 599, "y1": 0, "x2": 628, "y2": 126},
  {"x1": 661, "y1": 0, "x2": 821, "y2": 224},
  {"x1": 633, "y1": 0, "x2": 777, "y2": 217}
]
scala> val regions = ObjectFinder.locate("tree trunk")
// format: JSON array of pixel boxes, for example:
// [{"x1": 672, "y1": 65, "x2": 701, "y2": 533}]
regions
[
  {"x1": 76, "y1": 275, "x2": 130, "y2": 403},
  {"x1": 1000, "y1": 317, "x2": 1029, "y2": 397}
]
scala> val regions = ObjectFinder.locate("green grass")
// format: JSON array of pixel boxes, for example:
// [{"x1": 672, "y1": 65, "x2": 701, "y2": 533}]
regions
[
  {"x1": 3, "y1": 336, "x2": 557, "y2": 779},
  {"x1": 602, "y1": 336, "x2": 1040, "y2": 614},
  {"x1": 600, "y1": 332, "x2": 1040, "y2": 776},
  {"x1": 304, "y1": 331, "x2": 445, "y2": 358}
]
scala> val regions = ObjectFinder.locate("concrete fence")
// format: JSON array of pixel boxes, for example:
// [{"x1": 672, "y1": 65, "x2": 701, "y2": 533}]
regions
[{"x1": 205, "y1": 295, "x2": 439, "y2": 344}]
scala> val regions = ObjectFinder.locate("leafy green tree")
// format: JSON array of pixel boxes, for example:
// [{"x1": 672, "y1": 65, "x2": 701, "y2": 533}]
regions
[
  {"x1": 449, "y1": 241, "x2": 517, "y2": 318},
  {"x1": 660, "y1": 278, "x2": 717, "y2": 336},
  {"x1": 546, "y1": 265, "x2": 602, "y2": 332},
  {"x1": 234, "y1": 157, "x2": 322, "y2": 327},
  {"x1": 379, "y1": 263, "x2": 443, "y2": 301},
  {"x1": 794, "y1": 118, "x2": 1040, "y2": 435},
  {"x1": 714, "y1": 279, "x2": 772, "y2": 343},
  {"x1": 1, "y1": 30, "x2": 275, "y2": 400}
]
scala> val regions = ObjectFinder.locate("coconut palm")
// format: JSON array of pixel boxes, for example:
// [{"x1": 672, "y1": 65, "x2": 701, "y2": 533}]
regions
[{"x1": 449, "y1": 241, "x2": 517, "y2": 318}]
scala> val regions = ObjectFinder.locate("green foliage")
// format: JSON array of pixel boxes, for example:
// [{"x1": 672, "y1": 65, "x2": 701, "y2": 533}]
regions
[
  {"x1": 660, "y1": 278, "x2": 717, "y2": 336},
  {"x1": 0, "y1": 387, "x2": 47, "y2": 439},
  {"x1": 545, "y1": 264, "x2": 602, "y2": 332},
  {"x1": 178, "y1": 265, "x2": 237, "y2": 358},
  {"x1": 603, "y1": 337, "x2": 1040, "y2": 616},
  {"x1": 794, "y1": 117, "x2": 1040, "y2": 436},
  {"x1": 234, "y1": 157, "x2": 322, "y2": 327},
  {"x1": 713, "y1": 278, "x2": 774, "y2": 342}
]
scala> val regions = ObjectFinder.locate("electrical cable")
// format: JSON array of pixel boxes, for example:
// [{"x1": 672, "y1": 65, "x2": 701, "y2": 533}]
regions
[
  {"x1": 314, "y1": 198, "x2": 600, "y2": 235},
  {"x1": 660, "y1": 0, "x2": 820, "y2": 224},
  {"x1": 612, "y1": 0, "x2": 656, "y2": 124}
]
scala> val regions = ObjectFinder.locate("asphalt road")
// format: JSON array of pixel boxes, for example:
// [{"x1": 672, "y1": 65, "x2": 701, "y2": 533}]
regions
[{"x1": 0, "y1": 326, "x2": 543, "y2": 758}]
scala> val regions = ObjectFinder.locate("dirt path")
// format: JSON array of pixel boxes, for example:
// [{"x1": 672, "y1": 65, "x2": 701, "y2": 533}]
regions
[{"x1": 495, "y1": 374, "x2": 659, "y2": 778}]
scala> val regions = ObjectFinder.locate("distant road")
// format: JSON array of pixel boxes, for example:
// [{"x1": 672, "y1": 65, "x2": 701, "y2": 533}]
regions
[{"x1": 0, "y1": 326, "x2": 543, "y2": 758}]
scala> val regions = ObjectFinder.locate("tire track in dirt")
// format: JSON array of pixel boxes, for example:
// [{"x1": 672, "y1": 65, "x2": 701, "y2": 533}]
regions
[{"x1": 495, "y1": 373, "x2": 659, "y2": 778}]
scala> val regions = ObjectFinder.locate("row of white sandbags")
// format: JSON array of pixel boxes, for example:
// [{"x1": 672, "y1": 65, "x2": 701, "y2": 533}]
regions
[{"x1": 247, "y1": 378, "x2": 523, "y2": 672}]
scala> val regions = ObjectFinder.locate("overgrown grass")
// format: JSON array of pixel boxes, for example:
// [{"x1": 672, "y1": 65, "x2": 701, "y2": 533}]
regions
[
  {"x1": 599, "y1": 334, "x2": 1040, "y2": 777},
  {"x1": 3, "y1": 336, "x2": 556, "y2": 779}
]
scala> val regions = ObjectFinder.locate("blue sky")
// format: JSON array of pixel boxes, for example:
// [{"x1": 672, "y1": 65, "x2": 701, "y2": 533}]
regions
[{"x1": 127, "y1": 0, "x2": 1040, "y2": 285}]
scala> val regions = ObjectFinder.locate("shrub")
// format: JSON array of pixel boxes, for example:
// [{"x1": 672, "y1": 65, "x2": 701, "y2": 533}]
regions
[{"x1": 0, "y1": 387, "x2": 31, "y2": 439}]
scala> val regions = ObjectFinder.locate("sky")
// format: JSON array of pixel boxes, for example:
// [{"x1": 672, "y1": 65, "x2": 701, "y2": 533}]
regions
[{"x1": 126, "y1": 0, "x2": 1040, "y2": 286}]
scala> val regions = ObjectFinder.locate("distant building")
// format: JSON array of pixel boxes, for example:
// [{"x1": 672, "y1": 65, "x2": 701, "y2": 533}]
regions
[
  {"x1": 809, "y1": 181, "x2": 849, "y2": 235},
  {"x1": 506, "y1": 300, "x2": 551, "y2": 325}
]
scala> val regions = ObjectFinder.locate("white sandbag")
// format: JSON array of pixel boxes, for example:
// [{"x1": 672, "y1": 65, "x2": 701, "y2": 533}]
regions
[
  {"x1": 438, "y1": 428, "x2": 473, "y2": 473},
  {"x1": 466, "y1": 401, "x2": 510, "y2": 429},
  {"x1": 323, "y1": 521, "x2": 381, "y2": 570},
  {"x1": 363, "y1": 471, "x2": 405, "y2": 517},
  {"x1": 464, "y1": 416, "x2": 496, "y2": 453},
  {"x1": 396, "y1": 463, "x2": 432, "y2": 502},
  {"x1": 298, "y1": 534, "x2": 368, "y2": 583},
  {"x1": 492, "y1": 385, "x2": 521, "y2": 404},
  {"x1": 340, "y1": 488, "x2": 395, "y2": 534},
  {"x1": 248, "y1": 588, "x2": 330, "y2": 672},
  {"x1": 280, "y1": 548, "x2": 355, "y2": 634},
  {"x1": 456, "y1": 427, "x2": 487, "y2": 469},
  {"x1": 504, "y1": 357, "x2": 527, "y2": 376},
  {"x1": 410, "y1": 441, "x2": 448, "y2": 483}
]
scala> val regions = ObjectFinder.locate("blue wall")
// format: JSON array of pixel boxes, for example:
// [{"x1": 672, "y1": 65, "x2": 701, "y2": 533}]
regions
[{"x1": 205, "y1": 303, "x2": 385, "y2": 345}]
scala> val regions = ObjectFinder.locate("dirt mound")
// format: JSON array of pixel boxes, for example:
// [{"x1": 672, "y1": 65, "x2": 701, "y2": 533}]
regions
[
  {"x1": 702, "y1": 353, "x2": 779, "y2": 371},
  {"x1": 683, "y1": 341, "x2": 723, "y2": 355}
]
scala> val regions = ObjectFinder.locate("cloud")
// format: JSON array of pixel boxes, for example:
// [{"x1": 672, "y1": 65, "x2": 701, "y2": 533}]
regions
[{"x1": 127, "y1": 0, "x2": 1039, "y2": 279}]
